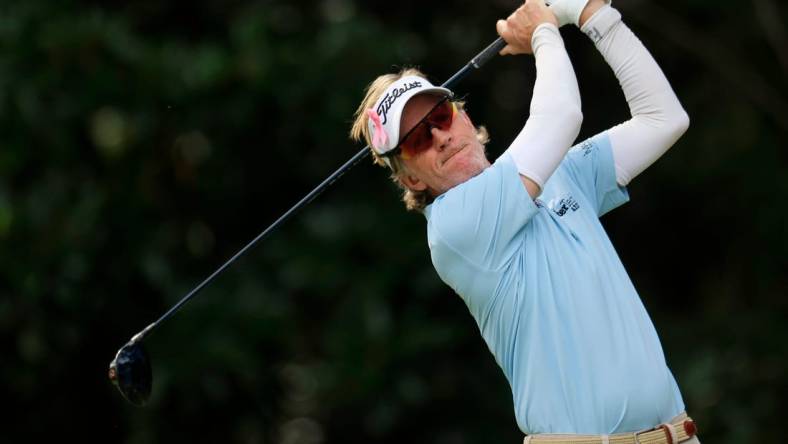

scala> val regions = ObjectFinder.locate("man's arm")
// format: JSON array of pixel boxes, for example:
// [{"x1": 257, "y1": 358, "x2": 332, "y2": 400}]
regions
[
  {"x1": 497, "y1": 0, "x2": 584, "y2": 198},
  {"x1": 578, "y1": 1, "x2": 690, "y2": 186}
]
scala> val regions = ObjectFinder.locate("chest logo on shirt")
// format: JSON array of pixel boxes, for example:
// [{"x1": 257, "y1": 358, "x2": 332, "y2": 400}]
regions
[{"x1": 552, "y1": 195, "x2": 580, "y2": 217}]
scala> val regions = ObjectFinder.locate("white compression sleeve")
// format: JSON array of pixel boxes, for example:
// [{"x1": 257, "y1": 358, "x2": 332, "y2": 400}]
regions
[
  {"x1": 505, "y1": 23, "x2": 583, "y2": 190},
  {"x1": 582, "y1": 5, "x2": 690, "y2": 186}
]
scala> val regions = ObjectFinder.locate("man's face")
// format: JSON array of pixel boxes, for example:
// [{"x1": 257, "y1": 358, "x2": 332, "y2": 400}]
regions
[{"x1": 397, "y1": 94, "x2": 491, "y2": 197}]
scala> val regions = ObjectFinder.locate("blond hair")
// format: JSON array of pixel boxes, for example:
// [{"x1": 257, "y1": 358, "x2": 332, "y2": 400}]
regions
[{"x1": 350, "y1": 67, "x2": 489, "y2": 212}]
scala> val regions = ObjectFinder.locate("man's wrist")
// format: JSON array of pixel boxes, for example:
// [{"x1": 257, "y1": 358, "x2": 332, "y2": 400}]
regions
[
  {"x1": 580, "y1": 4, "x2": 621, "y2": 43},
  {"x1": 578, "y1": 0, "x2": 608, "y2": 28},
  {"x1": 531, "y1": 23, "x2": 563, "y2": 53}
]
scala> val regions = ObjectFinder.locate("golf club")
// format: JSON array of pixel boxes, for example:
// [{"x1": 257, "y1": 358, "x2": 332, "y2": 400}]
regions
[{"x1": 109, "y1": 36, "x2": 508, "y2": 406}]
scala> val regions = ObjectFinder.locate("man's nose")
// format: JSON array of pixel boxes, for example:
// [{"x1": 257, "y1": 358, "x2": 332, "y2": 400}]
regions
[{"x1": 431, "y1": 126, "x2": 451, "y2": 151}]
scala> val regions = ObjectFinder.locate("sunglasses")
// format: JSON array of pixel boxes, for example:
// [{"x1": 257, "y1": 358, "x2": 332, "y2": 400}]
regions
[{"x1": 384, "y1": 96, "x2": 458, "y2": 160}]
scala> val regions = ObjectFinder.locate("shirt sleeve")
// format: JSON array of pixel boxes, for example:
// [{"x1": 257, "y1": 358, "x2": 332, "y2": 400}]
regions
[
  {"x1": 559, "y1": 132, "x2": 630, "y2": 216},
  {"x1": 581, "y1": 5, "x2": 690, "y2": 187},
  {"x1": 426, "y1": 153, "x2": 539, "y2": 271}
]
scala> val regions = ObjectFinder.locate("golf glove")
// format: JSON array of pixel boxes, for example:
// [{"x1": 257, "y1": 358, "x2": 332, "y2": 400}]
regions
[{"x1": 546, "y1": 0, "x2": 609, "y2": 27}]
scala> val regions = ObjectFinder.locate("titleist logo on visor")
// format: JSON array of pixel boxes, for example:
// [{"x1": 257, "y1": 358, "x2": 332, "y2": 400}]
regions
[{"x1": 376, "y1": 80, "x2": 422, "y2": 125}]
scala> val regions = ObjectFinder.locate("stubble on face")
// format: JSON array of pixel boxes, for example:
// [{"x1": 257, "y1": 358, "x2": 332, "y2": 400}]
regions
[{"x1": 398, "y1": 95, "x2": 490, "y2": 197}]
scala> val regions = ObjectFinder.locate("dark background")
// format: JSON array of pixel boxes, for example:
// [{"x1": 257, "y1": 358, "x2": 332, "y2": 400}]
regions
[{"x1": 1, "y1": 0, "x2": 785, "y2": 442}]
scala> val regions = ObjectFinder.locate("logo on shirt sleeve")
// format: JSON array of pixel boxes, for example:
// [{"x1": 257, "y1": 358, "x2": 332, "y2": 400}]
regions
[{"x1": 579, "y1": 140, "x2": 595, "y2": 157}]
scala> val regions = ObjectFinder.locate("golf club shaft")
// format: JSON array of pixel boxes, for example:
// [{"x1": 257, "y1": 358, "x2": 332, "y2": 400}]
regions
[{"x1": 130, "y1": 36, "x2": 508, "y2": 344}]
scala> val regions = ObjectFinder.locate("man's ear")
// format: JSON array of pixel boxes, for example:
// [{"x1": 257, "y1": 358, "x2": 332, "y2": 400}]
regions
[{"x1": 400, "y1": 173, "x2": 428, "y2": 191}]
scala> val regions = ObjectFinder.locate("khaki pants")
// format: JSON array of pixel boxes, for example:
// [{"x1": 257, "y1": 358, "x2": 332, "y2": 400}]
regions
[{"x1": 523, "y1": 413, "x2": 700, "y2": 443}]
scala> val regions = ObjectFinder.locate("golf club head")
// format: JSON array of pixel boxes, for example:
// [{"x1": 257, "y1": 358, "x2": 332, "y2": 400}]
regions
[{"x1": 109, "y1": 340, "x2": 152, "y2": 406}]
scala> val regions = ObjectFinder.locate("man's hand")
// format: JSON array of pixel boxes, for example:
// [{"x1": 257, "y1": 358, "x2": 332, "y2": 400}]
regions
[{"x1": 497, "y1": 0, "x2": 559, "y2": 56}]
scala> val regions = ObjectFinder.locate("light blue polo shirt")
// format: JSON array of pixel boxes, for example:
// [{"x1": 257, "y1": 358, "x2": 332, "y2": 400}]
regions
[{"x1": 424, "y1": 133, "x2": 684, "y2": 435}]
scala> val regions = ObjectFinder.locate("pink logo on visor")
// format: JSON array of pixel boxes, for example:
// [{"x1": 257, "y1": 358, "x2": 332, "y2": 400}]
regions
[{"x1": 367, "y1": 109, "x2": 389, "y2": 151}]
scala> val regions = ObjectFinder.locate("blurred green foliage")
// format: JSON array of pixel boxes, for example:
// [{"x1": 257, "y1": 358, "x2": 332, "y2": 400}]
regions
[{"x1": 1, "y1": 0, "x2": 785, "y2": 443}]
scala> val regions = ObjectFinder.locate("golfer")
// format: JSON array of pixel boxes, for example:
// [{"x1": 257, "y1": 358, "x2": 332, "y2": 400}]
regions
[{"x1": 351, "y1": 0, "x2": 697, "y2": 442}]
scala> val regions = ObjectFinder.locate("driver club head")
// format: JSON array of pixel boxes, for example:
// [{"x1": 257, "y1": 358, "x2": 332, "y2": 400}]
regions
[{"x1": 109, "y1": 340, "x2": 152, "y2": 406}]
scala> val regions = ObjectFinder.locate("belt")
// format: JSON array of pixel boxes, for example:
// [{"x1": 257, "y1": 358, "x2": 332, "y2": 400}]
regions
[{"x1": 523, "y1": 414, "x2": 698, "y2": 444}]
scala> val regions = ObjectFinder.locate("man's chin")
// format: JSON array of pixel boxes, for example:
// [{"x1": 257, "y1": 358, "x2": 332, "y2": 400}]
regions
[{"x1": 437, "y1": 161, "x2": 490, "y2": 195}]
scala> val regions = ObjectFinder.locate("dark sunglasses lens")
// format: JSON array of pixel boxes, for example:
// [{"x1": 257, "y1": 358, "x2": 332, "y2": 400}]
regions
[
  {"x1": 401, "y1": 125, "x2": 432, "y2": 158},
  {"x1": 109, "y1": 342, "x2": 152, "y2": 406},
  {"x1": 401, "y1": 101, "x2": 454, "y2": 158},
  {"x1": 427, "y1": 101, "x2": 453, "y2": 129}
]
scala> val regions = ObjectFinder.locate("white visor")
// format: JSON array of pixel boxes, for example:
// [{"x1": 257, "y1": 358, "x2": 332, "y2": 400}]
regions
[{"x1": 366, "y1": 76, "x2": 453, "y2": 158}]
